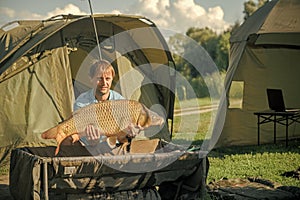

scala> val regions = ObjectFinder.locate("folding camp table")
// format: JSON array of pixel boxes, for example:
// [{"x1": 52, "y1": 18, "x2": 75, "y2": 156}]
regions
[{"x1": 254, "y1": 110, "x2": 300, "y2": 146}]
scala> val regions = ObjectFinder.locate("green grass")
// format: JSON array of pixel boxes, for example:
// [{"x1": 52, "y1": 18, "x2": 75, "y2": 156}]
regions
[
  {"x1": 174, "y1": 96, "x2": 214, "y2": 110},
  {"x1": 0, "y1": 156, "x2": 10, "y2": 176},
  {"x1": 172, "y1": 98, "x2": 300, "y2": 187},
  {"x1": 0, "y1": 165, "x2": 9, "y2": 176},
  {"x1": 208, "y1": 142, "x2": 300, "y2": 187}
]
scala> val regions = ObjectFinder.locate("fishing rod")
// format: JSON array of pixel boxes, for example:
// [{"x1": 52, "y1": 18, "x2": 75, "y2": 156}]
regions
[{"x1": 87, "y1": 0, "x2": 102, "y2": 60}]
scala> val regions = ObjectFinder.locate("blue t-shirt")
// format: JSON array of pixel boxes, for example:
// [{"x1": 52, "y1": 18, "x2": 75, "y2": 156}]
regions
[
  {"x1": 73, "y1": 89, "x2": 125, "y2": 111},
  {"x1": 73, "y1": 89, "x2": 125, "y2": 145}
]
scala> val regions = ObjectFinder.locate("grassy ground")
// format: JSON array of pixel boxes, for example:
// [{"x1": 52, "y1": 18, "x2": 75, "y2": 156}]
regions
[
  {"x1": 208, "y1": 141, "x2": 300, "y2": 187},
  {"x1": 173, "y1": 98, "x2": 300, "y2": 188},
  {"x1": 0, "y1": 154, "x2": 9, "y2": 176}
]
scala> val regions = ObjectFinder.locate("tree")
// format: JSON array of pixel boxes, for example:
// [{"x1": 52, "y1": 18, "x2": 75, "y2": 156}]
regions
[
  {"x1": 186, "y1": 27, "x2": 218, "y2": 62},
  {"x1": 244, "y1": 0, "x2": 269, "y2": 20},
  {"x1": 168, "y1": 27, "x2": 228, "y2": 98},
  {"x1": 167, "y1": 0, "x2": 270, "y2": 99},
  {"x1": 216, "y1": 31, "x2": 230, "y2": 72}
]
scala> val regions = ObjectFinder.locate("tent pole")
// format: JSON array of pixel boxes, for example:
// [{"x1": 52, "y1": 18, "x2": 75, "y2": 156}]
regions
[{"x1": 87, "y1": 0, "x2": 102, "y2": 60}]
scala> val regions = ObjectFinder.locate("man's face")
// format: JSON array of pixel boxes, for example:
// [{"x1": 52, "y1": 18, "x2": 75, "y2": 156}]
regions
[{"x1": 91, "y1": 69, "x2": 113, "y2": 96}]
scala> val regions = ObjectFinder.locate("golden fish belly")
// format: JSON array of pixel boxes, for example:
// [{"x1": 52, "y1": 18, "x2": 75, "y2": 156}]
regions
[
  {"x1": 41, "y1": 99, "x2": 165, "y2": 155},
  {"x1": 62, "y1": 100, "x2": 142, "y2": 138}
]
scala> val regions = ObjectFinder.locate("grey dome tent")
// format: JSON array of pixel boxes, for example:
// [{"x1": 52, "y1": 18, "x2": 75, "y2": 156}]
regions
[{"x1": 216, "y1": 0, "x2": 300, "y2": 147}]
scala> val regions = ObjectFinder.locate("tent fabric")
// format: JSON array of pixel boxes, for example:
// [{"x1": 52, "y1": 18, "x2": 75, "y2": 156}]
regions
[
  {"x1": 0, "y1": 14, "x2": 176, "y2": 164},
  {"x1": 216, "y1": 0, "x2": 300, "y2": 147},
  {"x1": 0, "y1": 20, "x2": 44, "y2": 63},
  {"x1": 0, "y1": 47, "x2": 73, "y2": 148},
  {"x1": 258, "y1": 0, "x2": 300, "y2": 34}
]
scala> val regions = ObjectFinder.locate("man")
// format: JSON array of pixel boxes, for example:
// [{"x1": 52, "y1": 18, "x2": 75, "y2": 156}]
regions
[
  {"x1": 74, "y1": 59, "x2": 124, "y2": 111},
  {"x1": 73, "y1": 59, "x2": 139, "y2": 149}
]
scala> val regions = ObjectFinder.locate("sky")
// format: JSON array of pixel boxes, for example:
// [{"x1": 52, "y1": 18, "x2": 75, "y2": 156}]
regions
[{"x1": 0, "y1": 0, "x2": 250, "y2": 34}]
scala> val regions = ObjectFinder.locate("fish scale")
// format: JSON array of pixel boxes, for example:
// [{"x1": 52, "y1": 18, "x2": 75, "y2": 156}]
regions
[
  {"x1": 41, "y1": 99, "x2": 165, "y2": 155},
  {"x1": 71, "y1": 100, "x2": 142, "y2": 135}
]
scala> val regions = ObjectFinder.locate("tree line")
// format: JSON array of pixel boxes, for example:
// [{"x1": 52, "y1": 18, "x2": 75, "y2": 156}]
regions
[{"x1": 169, "y1": 0, "x2": 268, "y2": 99}]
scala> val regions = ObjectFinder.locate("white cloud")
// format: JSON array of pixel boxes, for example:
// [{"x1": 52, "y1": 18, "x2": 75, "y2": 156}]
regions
[
  {"x1": 0, "y1": 8, "x2": 13, "y2": 27},
  {"x1": 173, "y1": 0, "x2": 206, "y2": 19},
  {"x1": 16, "y1": 11, "x2": 44, "y2": 20},
  {"x1": 45, "y1": 4, "x2": 87, "y2": 18},
  {"x1": 0, "y1": 7, "x2": 15, "y2": 18},
  {"x1": 0, "y1": 4, "x2": 87, "y2": 27},
  {"x1": 0, "y1": 1, "x2": 230, "y2": 33},
  {"x1": 208, "y1": 6, "x2": 224, "y2": 21},
  {"x1": 124, "y1": 0, "x2": 230, "y2": 33},
  {"x1": 111, "y1": 10, "x2": 122, "y2": 15}
]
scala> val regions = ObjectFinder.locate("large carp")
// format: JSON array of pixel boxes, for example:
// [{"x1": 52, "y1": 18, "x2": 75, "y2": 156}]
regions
[{"x1": 41, "y1": 100, "x2": 165, "y2": 155}]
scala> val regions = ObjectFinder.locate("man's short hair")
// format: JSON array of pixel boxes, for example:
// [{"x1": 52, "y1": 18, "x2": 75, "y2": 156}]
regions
[{"x1": 89, "y1": 60, "x2": 115, "y2": 78}]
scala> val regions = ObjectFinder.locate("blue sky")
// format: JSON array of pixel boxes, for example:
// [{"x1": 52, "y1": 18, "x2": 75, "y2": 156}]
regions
[{"x1": 0, "y1": 0, "x2": 249, "y2": 33}]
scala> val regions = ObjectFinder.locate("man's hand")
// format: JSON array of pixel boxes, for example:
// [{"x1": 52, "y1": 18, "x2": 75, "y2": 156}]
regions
[
  {"x1": 81, "y1": 123, "x2": 142, "y2": 146},
  {"x1": 117, "y1": 123, "x2": 143, "y2": 143},
  {"x1": 126, "y1": 123, "x2": 143, "y2": 138},
  {"x1": 85, "y1": 124, "x2": 104, "y2": 145}
]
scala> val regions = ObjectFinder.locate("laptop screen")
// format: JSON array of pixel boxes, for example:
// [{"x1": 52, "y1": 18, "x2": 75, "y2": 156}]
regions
[{"x1": 266, "y1": 89, "x2": 285, "y2": 111}]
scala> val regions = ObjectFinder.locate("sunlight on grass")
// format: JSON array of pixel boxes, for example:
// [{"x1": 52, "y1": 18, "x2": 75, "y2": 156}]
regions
[
  {"x1": 208, "y1": 145, "x2": 300, "y2": 187},
  {"x1": 172, "y1": 111, "x2": 212, "y2": 146},
  {"x1": 174, "y1": 97, "x2": 215, "y2": 110},
  {"x1": 0, "y1": 156, "x2": 10, "y2": 176},
  {"x1": 172, "y1": 98, "x2": 300, "y2": 188}
]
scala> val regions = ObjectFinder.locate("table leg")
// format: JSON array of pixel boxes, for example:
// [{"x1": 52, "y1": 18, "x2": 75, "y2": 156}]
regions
[
  {"x1": 274, "y1": 115, "x2": 276, "y2": 144},
  {"x1": 257, "y1": 115, "x2": 260, "y2": 146},
  {"x1": 286, "y1": 116, "x2": 288, "y2": 147}
]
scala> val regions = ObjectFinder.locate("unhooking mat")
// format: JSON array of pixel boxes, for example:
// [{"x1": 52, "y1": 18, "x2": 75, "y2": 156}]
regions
[{"x1": 9, "y1": 144, "x2": 208, "y2": 200}]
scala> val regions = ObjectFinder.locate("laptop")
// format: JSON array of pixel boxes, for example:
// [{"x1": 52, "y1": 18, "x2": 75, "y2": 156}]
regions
[{"x1": 266, "y1": 88, "x2": 300, "y2": 112}]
